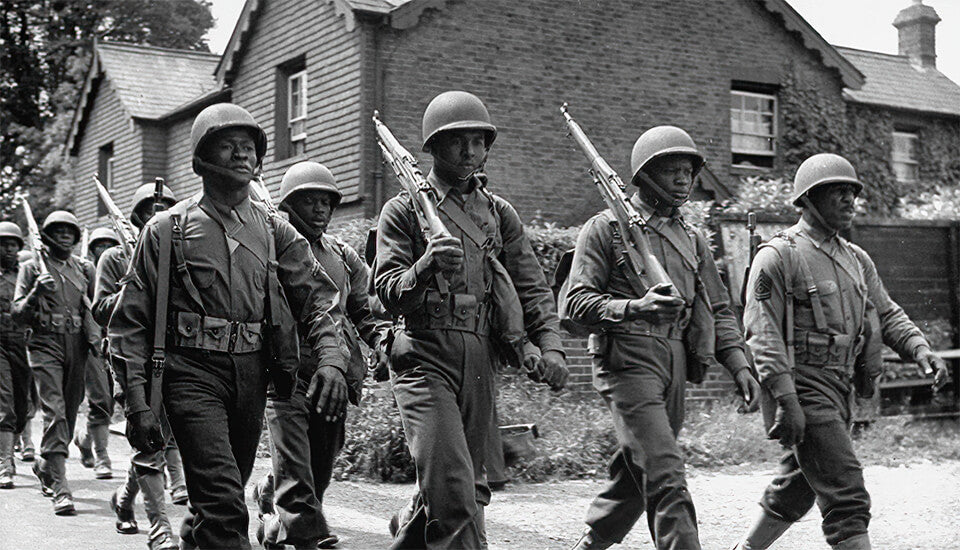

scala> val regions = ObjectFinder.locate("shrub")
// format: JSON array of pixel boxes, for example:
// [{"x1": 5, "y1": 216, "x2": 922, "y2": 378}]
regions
[
  {"x1": 897, "y1": 187, "x2": 960, "y2": 220},
  {"x1": 719, "y1": 176, "x2": 796, "y2": 216},
  {"x1": 335, "y1": 383, "x2": 415, "y2": 483}
]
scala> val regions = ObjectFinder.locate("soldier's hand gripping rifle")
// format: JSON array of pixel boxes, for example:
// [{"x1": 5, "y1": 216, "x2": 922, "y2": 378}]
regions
[
  {"x1": 560, "y1": 103, "x2": 720, "y2": 383},
  {"x1": 372, "y1": 111, "x2": 534, "y2": 379},
  {"x1": 93, "y1": 174, "x2": 138, "y2": 261},
  {"x1": 17, "y1": 192, "x2": 53, "y2": 287}
]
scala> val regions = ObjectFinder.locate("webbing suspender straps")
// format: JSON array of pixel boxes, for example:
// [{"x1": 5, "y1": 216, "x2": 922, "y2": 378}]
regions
[
  {"x1": 265, "y1": 216, "x2": 280, "y2": 326},
  {"x1": 170, "y1": 213, "x2": 207, "y2": 316},
  {"x1": 150, "y1": 211, "x2": 173, "y2": 419},
  {"x1": 406, "y1": 193, "x2": 451, "y2": 296},
  {"x1": 792, "y1": 238, "x2": 829, "y2": 332}
]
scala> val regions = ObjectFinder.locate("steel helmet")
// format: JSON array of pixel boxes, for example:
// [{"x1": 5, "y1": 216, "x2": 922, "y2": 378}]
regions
[
  {"x1": 790, "y1": 153, "x2": 862, "y2": 206},
  {"x1": 190, "y1": 103, "x2": 267, "y2": 174},
  {"x1": 129, "y1": 182, "x2": 177, "y2": 218},
  {"x1": 421, "y1": 91, "x2": 497, "y2": 152},
  {"x1": 0, "y1": 222, "x2": 24, "y2": 247},
  {"x1": 279, "y1": 161, "x2": 342, "y2": 208},
  {"x1": 41, "y1": 211, "x2": 81, "y2": 243},
  {"x1": 88, "y1": 227, "x2": 119, "y2": 248},
  {"x1": 630, "y1": 126, "x2": 705, "y2": 185}
]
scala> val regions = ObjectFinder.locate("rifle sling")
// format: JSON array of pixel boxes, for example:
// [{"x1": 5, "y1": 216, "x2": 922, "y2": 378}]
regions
[{"x1": 150, "y1": 209, "x2": 173, "y2": 420}]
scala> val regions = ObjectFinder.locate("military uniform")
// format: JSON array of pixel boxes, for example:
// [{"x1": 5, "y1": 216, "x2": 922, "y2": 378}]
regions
[
  {"x1": 109, "y1": 192, "x2": 346, "y2": 549},
  {"x1": 0, "y1": 264, "x2": 32, "y2": 486},
  {"x1": 262, "y1": 229, "x2": 388, "y2": 547},
  {"x1": 375, "y1": 170, "x2": 564, "y2": 549},
  {"x1": 743, "y1": 217, "x2": 928, "y2": 546},
  {"x1": 95, "y1": 243, "x2": 186, "y2": 547},
  {"x1": 564, "y1": 195, "x2": 748, "y2": 549},
  {"x1": 13, "y1": 249, "x2": 97, "y2": 505}
]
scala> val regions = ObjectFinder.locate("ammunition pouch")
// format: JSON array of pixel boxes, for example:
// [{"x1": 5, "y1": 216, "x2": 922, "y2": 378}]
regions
[
  {"x1": 405, "y1": 291, "x2": 491, "y2": 335},
  {"x1": 793, "y1": 330, "x2": 857, "y2": 368},
  {"x1": 36, "y1": 311, "x2": 84, "y2": 334},
  {"x1": 169, "y1": 311, "x2": 263, "y2": 354}
]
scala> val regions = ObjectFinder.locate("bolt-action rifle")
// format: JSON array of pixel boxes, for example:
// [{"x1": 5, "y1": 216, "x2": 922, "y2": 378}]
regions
[
  {"x1": 560, "y1": 103, "x2": 720, "y2": 383},
  {"x1": 16, "y1": 192, "x2": 53, "y2": 288},
  {"x1": 152, "y1": 177, "x2": 166, "y2": 214},
  {"x1": 740, "y1": 211, "x2": 762, "y2": 305},
  {"x1": 93, "y1": 174, "x2": 138, "y2": 260},
  {"x1": 250, "y1": 175, "x2": 280, "y2": 217}
]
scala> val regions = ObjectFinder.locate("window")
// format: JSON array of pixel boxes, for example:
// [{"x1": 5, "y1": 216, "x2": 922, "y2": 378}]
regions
[
  {"x1": 731, "y1": 90, "x2": 777, "y2": 169},
  {"x1": 275, "y1": 56, "x2": 307, "y2": 160},
  {"x1": 97, "y1": 143, "x2": 114, "y2": 217},
  {"x1": 892, "y1": 131, "x2": 919, "y2": 183}
]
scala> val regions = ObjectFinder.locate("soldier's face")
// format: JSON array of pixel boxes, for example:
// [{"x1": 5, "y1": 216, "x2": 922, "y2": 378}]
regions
[
  {"x1": 205, "y1": 128, "x2": 258, "y2": 180},
  {"x1": 0, "y1": 238, "x2": 21, "y2": 266},
  {"x1": 808, "y1": 182, "x2": 859, "y2": 230},
  {"x1": 290, "y1": 190, "x2": 335, "y2": 234},
  {"x1": 646, "y1": 156, "x2": 695, "y2": 204},
  {"x1": 46, "y1": 224, "x2": 78, "y2": 248},
  {"x1": 430, "y1": 130, "x2": 488, "y2": 180},
  {"x1": 90, "y1": 241, "x2": 115, "y2": 264}
]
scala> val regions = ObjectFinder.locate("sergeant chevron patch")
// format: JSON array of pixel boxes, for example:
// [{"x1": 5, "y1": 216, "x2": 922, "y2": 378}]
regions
[{"x1": 754, "y1": 270, "x2": 772, "y2": 301}]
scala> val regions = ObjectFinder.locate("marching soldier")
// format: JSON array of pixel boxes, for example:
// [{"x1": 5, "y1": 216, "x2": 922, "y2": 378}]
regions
[
  {"x1": 256, "y1": 161, "x2": 390, "y2": 549},
  {"x1": 74, "y1": 226, "x2": 120, "y2": 479},
  {"x1": 0, "y1": 221, "x2": 31, "y2": 489},
  {"x1": 94, "y1": 183, "x2": 185, "y2": 550},
  {"x1": 563, "y1": 126, "x2": 760, "y2": 550},
  {"x1": 374, "y1": 90, "x2": 569, "y2": 548},
  {"x1": 13, "y1": 211, "x2": 99, "y2": 515},
  {"x1": 731, "y1": 153, "x2": 948, "y2": 550},
  {"x1": 108, "y1": 103, "x2": 347, "y2": 549}
]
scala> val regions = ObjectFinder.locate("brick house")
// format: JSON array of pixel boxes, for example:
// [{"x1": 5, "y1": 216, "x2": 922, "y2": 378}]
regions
[{"x1": 62, "y1": 0, "x2": 960, "y2": 395}]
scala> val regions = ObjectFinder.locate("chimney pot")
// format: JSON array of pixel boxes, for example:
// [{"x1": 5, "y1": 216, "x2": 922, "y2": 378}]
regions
[{"x1": 893, "y1": 0, "x2": 941, "y2": 68}]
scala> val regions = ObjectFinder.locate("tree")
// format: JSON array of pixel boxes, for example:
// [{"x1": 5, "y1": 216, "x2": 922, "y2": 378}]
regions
[{"x1": 0, "y1": 0, "x2": 214, "y2": 222}]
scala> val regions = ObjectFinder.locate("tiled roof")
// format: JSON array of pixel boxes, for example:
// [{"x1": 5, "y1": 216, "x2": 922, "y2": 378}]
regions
[
  {"x1": 96, "y1": 42, "x2": 220, "y2": 119},
  {"x1": 343, "y1": 0, "x2": 410, "y2": 13},
  {"x1": 837, "y1": 46, "x2": 960, "y2": 117}
]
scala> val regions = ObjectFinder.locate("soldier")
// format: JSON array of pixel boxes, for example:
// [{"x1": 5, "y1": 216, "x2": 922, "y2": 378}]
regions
[
  {"x1": 731, "y1": 153, "x2": 948, "y2": 550},
  {"x1": 13, "y1": 211, "x2": 99, "y2": 515},
  {"x1": 563, "y1": 126, "x2": 761, "y2": 550},
  {"x1": 94, "y1": 183, "x2": 185, "y2": 550},
  {"x1": 0, "y1": 221, "x2": 31, "y2": 489},
  {"x1": 255, "y1": 161, "x2": 390, "y2": 549},
  {"x1": 108, "y1": 102, "x2": 347, "y2": 550},
  {"x1": 374, "y1": 90, "x2": 569, "y2": 548},
  {"x1": 74, "y1": 226, "x2": 120, "y2": 479}
]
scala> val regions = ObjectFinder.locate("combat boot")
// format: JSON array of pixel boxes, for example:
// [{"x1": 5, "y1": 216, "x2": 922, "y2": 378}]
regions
[
  {"x1": 833, "y1": 533, "x2": 872, "y2": 550},
  {"x1": 164, "y1": 446, "x2": 188, "y2": 505},
  {"x1": 73, "y1": 431, "x2": 95, "y2": 468},
  {"x1": 90, "y1": 424, "x2": 113, "y2": 478},
  {"x1": 47, "y1": 454, "x2": 75, "y2": 515},
  {"x1": 111, "y1": 466, "x2": 140, "y2": 534},
  {"x1": 139, "y1": 471, "x2": 177, "y2": 549},
  {"x1": 571, "y1": 527, "x2": 614, "y2": 550},
  {"x1": 730, "y1": 509, "x2": 794, "y2": 550},
  {"x1": 0, "y1": 431, "x2": 15, "y2": 489},
  {"x1": 17, "y1": 423, "x2": 35, "y2": 461},
  {"x1": 32, "y1": 459, "x2": 54, "y2": 497}
]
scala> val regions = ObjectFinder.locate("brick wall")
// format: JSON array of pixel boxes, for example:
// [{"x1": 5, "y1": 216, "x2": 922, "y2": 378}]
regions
[{"x1": 370, "y1": 0, "x2": 847, "y2": 226}]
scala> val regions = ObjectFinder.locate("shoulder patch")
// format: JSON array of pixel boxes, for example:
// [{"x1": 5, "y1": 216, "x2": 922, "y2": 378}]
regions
[{"x1": 754, "y1": 270, "x2": 772, "y2": 301}]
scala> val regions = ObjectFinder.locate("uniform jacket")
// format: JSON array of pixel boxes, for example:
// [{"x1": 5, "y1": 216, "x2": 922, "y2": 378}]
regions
[
  {"x1": 0, "y1": 269, "x2": 25, "y2": 337},
  {"x1": 374, "y1": 170, "x2": 564, "y2": 356},
  {"x1": 564, "y1": 194, "x2": 747, "y2": 372},
  {"x1": 108, "y1": 192, "x2": 347, "y2": 416},
  {"x1": 92, "y1": 245, "x2": 126, "y2": 327},
  {"x1": 12, "y1": 251, "x2": 98, "y2": 348},
  {"x1": 744, "y1": 218, "x2": 928, "y2": 400}
]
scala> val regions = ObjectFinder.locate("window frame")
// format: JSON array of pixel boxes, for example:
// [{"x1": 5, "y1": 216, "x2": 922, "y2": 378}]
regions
[
  {"x1": 287, "y1": 69, "x2": 308, "y2": 156},
  {"x1": 730, "y1": 89, "x2": 778, "y2": 168},
  {"x1": 891, "y1": 130, "x2": 919, "y2": 184}
]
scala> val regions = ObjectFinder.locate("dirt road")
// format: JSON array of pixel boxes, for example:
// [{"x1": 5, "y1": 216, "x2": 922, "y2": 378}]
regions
[{"x1": 1, "y1": 419, "x2": 958, "y2": 549}]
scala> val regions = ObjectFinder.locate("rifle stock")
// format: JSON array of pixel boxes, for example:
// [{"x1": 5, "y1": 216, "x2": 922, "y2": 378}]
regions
[
  {"x1": 16, "y1": 192, "x2": 52, "y2": 280},
  {"x1": 93, "y1": 174, "x2": 138, "y2": 260}
]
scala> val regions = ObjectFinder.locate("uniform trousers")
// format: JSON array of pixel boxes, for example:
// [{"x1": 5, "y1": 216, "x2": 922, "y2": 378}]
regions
[
  {"x1": 760, "y1": 367, "x2": 870, "y2": 546},
  {"x1": 0, "y1": 332, "x2": 31, "y2": 434},
  {"x1": 83, "y1": 353, "x2": 113, "y2": 426},
  {"x1": 585, "y1": 335, "x2": 700, "y2": 550},
  {"x1": 263, "y1": 373, "x2": 345, "y2": 546},
  {"x1": 163, "y1": 347, "x2": 268, "y2": 550},
  {"x1": 389, "y1": 329, "x2": 495, "y2": 550},
  {"x1": 28, "y1": 332, "x2": 87, "y2": 459}
]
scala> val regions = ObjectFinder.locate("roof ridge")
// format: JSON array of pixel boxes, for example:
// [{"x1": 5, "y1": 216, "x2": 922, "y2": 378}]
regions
[
  {"x1": 98, "y1": 40, "x2": 219, "y2": 58},
  {"x1": 833, "y1": 45, "x2": 908, "y2": 59}
]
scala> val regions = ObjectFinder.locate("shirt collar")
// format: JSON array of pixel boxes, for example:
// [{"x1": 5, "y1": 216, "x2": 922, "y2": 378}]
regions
[
  {"x1": 427, "y1": 170, "x2": 475, "y2": 204},
  {"x1": 629, "y1": 193, "x2": 660, "y2": 224},
  {"x1": 798, "y1": 216, "x2": 836, "y2": 247},
  {"x1": 201, "y1": 193, "x2": 253, "y2": 225}
]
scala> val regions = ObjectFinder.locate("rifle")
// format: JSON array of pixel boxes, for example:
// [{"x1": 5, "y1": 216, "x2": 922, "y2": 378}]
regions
[
  {"x1": 78, "y1": 227, "x2": 90, "y2": 261},
  {"x1": 560, "y1": 103, "x2": 673, "y2": 293},
  {"x1": 560, "y1": 103, "x2": 720, "y2": 383},
  {"x1": 16, "y1": 192, "x2": 53, "y2": 287},
  {"x1": 250, "y1": 175, "x2": 280, "y2": 217},
  {"x1": 371, "y1": 111, "x2": 531, "y2": 376},
  {"x1": 740, "y1": 211, "x2": 761, "y2": 305},
  {"x1": 152, "y1": 177, "x2": 166, "y2": 214},
  {"x1": 93, "y1": 174, "x2": 138, "y2": 260}
]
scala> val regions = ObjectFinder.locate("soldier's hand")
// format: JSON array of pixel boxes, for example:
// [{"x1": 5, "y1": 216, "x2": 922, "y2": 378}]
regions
[
  {"x1": 422, "y1": 236, "x2": 463, "y2": 274},
  {"x1": 734, "y1": 368, "x2": 761, "y2": 413},
  {"x1": 539, "y1": 350, "x2": 569, "y2": 391},
  {"x1": 917, "y1": 348, "x2": 950, "y2": 392},
  {"x1": 371, "y1": 349, "x2": 390, "y2": 383},
  {"x1": 33, "y1": 272, "x2": 56, "y2": 295},
  {"x1": 625, "y1": 283, "x2": 685, "y2": 324},
  {"x1": 522, "y1": 345, "x2": 543, "y2": 383},
  {"x1": 126, "y1": 410, "x2": 163, "y2": 454},
  {"x1": 306, "y1": 366, "x2": 348, "y2": 422},
  {"x1": 767, "y1": 393, "x2": 805, "y2": 448}
]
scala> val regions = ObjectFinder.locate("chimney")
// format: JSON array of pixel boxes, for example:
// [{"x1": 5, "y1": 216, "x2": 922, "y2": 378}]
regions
[{"x1": 893, "y1": 0, "x2": 941, "y2": 68}]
